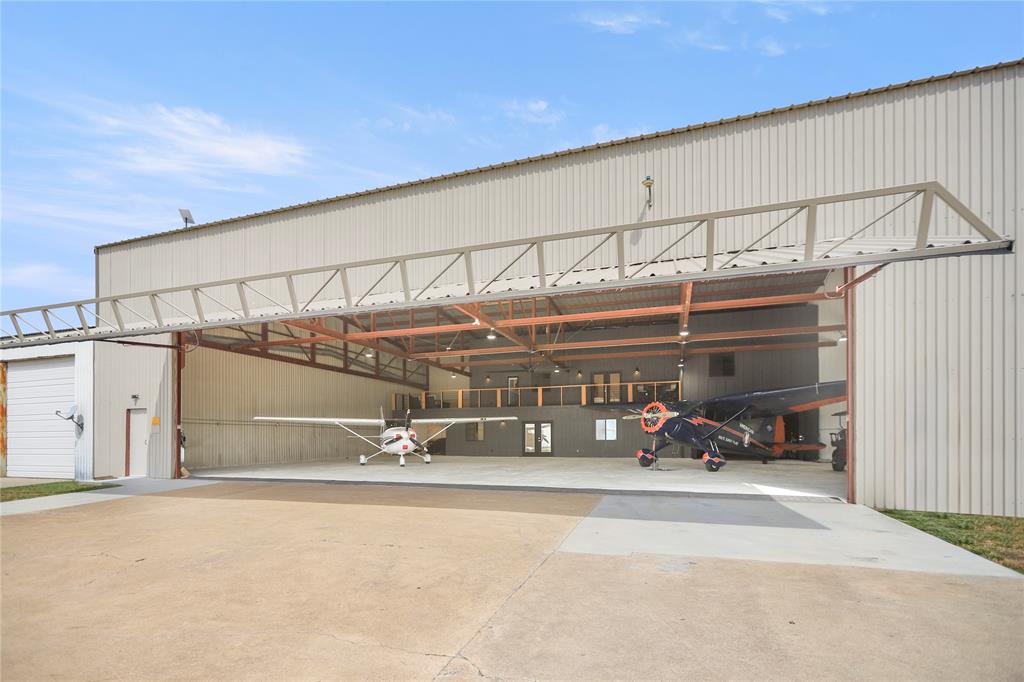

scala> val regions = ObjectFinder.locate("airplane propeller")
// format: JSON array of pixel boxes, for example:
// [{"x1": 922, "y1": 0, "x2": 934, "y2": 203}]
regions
[{"x1": 623, "y1": 411, "x2": 679, "y2": 420}]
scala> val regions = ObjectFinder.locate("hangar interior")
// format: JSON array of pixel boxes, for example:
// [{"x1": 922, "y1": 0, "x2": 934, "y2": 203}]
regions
[{"x1": 172, "y1": 265, "x2": 852, "y2": 499}]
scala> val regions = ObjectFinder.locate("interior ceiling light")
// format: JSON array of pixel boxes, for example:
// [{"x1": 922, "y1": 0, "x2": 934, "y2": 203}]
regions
[
  {"x1": 679, "y1": 329, "x2": 690, "y2": 337},
  {"x1": 450, "y1": 372, "x2": 457, "y2": 379},
  {"x1": 364, "y1": 350, "x2": 374, "y2": 357},
  {"x1": 838, "y1": 331, "x2": 848, "y2": 342},
  {"x1": 553, "y1": 367, "x2": 560, "y2": 373},
  {"x1": 487, "y1": 329, "x2": 497, "y2": 340}
]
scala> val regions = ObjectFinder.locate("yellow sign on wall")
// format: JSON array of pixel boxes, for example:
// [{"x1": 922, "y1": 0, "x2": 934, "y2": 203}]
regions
[{"x1": 151, "y1": 416, "x2": 161, "y2": 426}]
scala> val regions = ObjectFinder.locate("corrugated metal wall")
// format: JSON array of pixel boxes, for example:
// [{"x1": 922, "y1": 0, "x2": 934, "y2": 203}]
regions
[
  {"x1": 96, "y1": 64, "x2": 1021, "y2": 513},
  {"x1": 182, "y1": 346, "x2": 419, "y2": 469},
  {"x1": 92, "y1": 335, "x2": 175, "y2": 479}
]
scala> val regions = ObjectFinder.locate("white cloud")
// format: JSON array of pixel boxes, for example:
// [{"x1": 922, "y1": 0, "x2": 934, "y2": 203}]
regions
[
  {"x1": 85, "y1": 103, "x2": 308, "y2": 178},
  {"x1": 2, "y1": 262, "x2": 95, "y2": 300},
  {"x1": 757, "y1": 1, "x2": 837, "y2": 21},
  {"x1": 763, "y1": 5, "x2": 791, "y2": 22},
  {"x1": 757, "y1": 37, "x2": 788, "y2": 57},
  {"x1": 503, "y1": 99, "x2": 565, "y2": 125},
  {"x1": 676, "y1": 29, "x2": 732, "y2": 52},
  {"x1": 576, "y1": 10, "x2": 667, "y2": 34}
]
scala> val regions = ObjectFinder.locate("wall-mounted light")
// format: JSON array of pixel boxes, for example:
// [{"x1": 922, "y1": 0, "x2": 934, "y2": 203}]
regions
[
  {"x1": 450, "y1": 372, "x2": 457, "y2": 379},
  {"x1": 642, "y1": 176, "x2": 655, "y2": 208},
  {"x1": 576, "y1": 369, "x2": 583, "y2": 379},
  {"x1": 677, "y1": 361, "x2": 685, "y2": 368},
  {"x1": 486, "y1": 329, "x2": 497, "y2": 340},
  {"x1": 485, "y1": 375, "x2": 492, "y2": 383},
  {"x1": 633, "y1": 367, "x2": 640, "y2": 376},
  {"x1": 553, "y1": 367, "x2": 560, "y2": 374},
  {"x1": 838, "y1": 331, "x2": 848, "y2": 342}
]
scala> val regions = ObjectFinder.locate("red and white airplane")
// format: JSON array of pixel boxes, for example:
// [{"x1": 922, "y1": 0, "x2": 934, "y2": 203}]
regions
[{"x1": 254, "y1": 410, "x2": 515, "y2": 467}]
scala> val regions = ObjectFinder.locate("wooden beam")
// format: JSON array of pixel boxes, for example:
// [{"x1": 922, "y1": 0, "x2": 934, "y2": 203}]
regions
[{"x1": 679, "y1": 283, "x2": 693, "y2": 336}]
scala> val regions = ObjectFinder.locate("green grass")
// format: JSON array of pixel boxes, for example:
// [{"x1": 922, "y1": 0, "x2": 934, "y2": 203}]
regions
[
  {"x1": 882, "y1": 509, "x2": 1024, "y2": 574},
  {"x1": 1, "y1": 481, "x2": 119, "y2": 503}
]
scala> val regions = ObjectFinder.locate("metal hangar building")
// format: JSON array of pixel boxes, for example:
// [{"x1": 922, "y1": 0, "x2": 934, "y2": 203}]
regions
[{"x1": 1, "y1": 60, "x2": 1019, "y2": 517}]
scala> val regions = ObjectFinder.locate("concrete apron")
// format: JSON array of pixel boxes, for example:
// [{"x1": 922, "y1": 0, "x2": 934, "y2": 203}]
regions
[
  {"x1": 193, "y1": 455, "x2": 849, "y2": 501},
  {"x1": 1, "y1": 481, "x2": 1019, "y2": 681}
]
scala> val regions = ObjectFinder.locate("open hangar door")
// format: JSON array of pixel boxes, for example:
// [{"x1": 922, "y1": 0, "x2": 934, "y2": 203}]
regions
[{"x1": 170, "y1": 269, "x2": 850, "y2": 500}]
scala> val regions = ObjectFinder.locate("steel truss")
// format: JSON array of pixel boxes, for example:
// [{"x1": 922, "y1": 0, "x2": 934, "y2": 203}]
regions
[{"x1": 1, "y1": 181, "x2": 1009, "y2": 350}]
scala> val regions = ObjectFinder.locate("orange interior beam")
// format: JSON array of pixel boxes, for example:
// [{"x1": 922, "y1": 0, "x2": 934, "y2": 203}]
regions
[
  {"x1": 439, "y1": 340, "x2": 836, "y2": 368},
  {"x1": 342, "y1": 292, "x2": 829, "y2": 342},
  {"x1": 414, "y1": 323, "x2": 841, "y2": 360}
]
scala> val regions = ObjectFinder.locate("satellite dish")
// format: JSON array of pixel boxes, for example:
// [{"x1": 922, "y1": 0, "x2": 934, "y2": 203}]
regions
[{"x1": 56, "y1": 404, "x2": 84, "y2": 431}]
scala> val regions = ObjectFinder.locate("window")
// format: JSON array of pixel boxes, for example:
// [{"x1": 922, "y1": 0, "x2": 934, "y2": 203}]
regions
[
  {"x1": 595, "y1": 418, "x2": 617, "y2": 441},
  {"x1": 709, "y1": 352, "x2": 735, "y2": 377},
  {"x1": 466, "y1": 422, "x2": 485, "y2": 441},
  {"x1": 592, "y1": 371, "x2": 623, "y2": 404}
]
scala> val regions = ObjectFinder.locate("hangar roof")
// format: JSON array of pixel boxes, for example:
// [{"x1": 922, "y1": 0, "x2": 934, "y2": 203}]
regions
[{"x1": 94, "y1": 59, "x2": 1023, "y2": 252}]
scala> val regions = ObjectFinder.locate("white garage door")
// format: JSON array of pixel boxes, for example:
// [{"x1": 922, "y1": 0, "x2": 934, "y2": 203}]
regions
[{"x1": 6, "y1": 356, "x2": 77, "y2": 479}]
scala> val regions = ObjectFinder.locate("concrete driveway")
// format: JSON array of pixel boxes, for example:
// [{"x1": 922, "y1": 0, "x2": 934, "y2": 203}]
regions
[{"x1": 1, "y1": 481, "x2": 1020, "y2": 681}]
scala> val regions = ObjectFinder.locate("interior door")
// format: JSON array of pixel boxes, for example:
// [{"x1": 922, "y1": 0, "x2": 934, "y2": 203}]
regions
[
  {"x1": 128, "y1": 408, "x2": 149, "y2": 477},
  {"x1": 507, "y1": 376, "x2": 519, "y2": 407},
  {"x1": 523, "y1": 421, "x2": 553, "y2": 456}
]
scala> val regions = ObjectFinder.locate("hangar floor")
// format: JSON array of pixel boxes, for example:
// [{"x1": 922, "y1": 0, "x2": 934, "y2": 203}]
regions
[{"x1": 192, "y1": 455, "x2": 847, "y2": 500}]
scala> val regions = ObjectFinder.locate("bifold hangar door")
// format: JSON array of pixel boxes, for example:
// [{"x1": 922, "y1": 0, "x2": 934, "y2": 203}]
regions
[{"x1": 6, "y1": 356, "x2": 77, "y2": 478}]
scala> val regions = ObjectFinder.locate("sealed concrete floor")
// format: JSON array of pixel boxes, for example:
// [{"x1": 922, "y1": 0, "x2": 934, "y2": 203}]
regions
[
  {"x1": 195, "y1": 455, "x2": 848, "y2": 500},
  {"x1": 2, "y1": 481, "x2": 1020, "y2": 681}
]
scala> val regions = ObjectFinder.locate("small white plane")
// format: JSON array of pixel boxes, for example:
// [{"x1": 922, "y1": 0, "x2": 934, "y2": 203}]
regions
[{"x1": 253, "y1": 410, "x2": 516, "y2": 467}]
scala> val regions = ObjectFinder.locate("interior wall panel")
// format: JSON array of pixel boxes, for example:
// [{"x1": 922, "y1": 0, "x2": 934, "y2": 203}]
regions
[{"x1": 181, "y1": 347, "x2": 414, "y2": 470}]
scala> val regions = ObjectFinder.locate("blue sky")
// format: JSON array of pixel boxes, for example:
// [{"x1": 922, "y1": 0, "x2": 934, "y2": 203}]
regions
[{"x1": 2, "y1": 1, "x2": 1021, "y2": 311}]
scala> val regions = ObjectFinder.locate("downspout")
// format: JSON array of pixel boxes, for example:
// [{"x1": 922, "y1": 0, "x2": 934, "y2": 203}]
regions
[
  {"x1": 174, "y1": 331, "x2": 184, "y2": 478},
  {"x1": 844, "y1": 266, "x2": 856, "y2": 504}
]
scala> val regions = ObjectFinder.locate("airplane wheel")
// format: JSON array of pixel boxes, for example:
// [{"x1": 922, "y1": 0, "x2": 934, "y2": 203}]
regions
[
  {"x1": 359, "y1": 456, "x2": 367, "y2": 466},
  {"x1": 399, "y1": 456, "x2": 406, "y2": 467},
  {"x1": 762, "y1": 457, "x2": 769, "y2": 465},
  {"x1": 832, "y1": 449, "x2": 847, "y2": 472},
  {"x1": 705, "y1": 460, "x2": 721, "y2": 472}
]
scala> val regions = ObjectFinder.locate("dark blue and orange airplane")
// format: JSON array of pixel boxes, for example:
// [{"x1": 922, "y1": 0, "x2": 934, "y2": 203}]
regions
[{"x1": 618, "y1": 381, "x2": 847, "y2": 472}]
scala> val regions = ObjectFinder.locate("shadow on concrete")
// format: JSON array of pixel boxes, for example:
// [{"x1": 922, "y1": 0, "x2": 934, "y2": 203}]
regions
[
  {"x1": 154, "y1": 479, "x2": 603, "y2": 518},
  {"x1": 586, "y1": 494, "x2": 828, "y2": 530}
]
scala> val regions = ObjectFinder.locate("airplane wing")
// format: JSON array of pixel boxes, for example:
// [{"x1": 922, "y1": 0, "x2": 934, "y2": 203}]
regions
[
  {"x1": 700, "y1": 380, "x2": 846, "y2": 417},
  {"x1": 411, "y1": 416, "x2": 518, "y2": 424},
  {"x1": 253, "y1": 416, "x2": 385, "y2": 426}
]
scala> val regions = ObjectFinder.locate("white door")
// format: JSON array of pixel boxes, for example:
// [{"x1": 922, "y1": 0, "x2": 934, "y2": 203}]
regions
[
  {"x1": 128, "y1": 409, "x2": 149, "y2": 477},
  {"x1": 6, "y1": 357, "x2": 76, "y2": 479}
]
